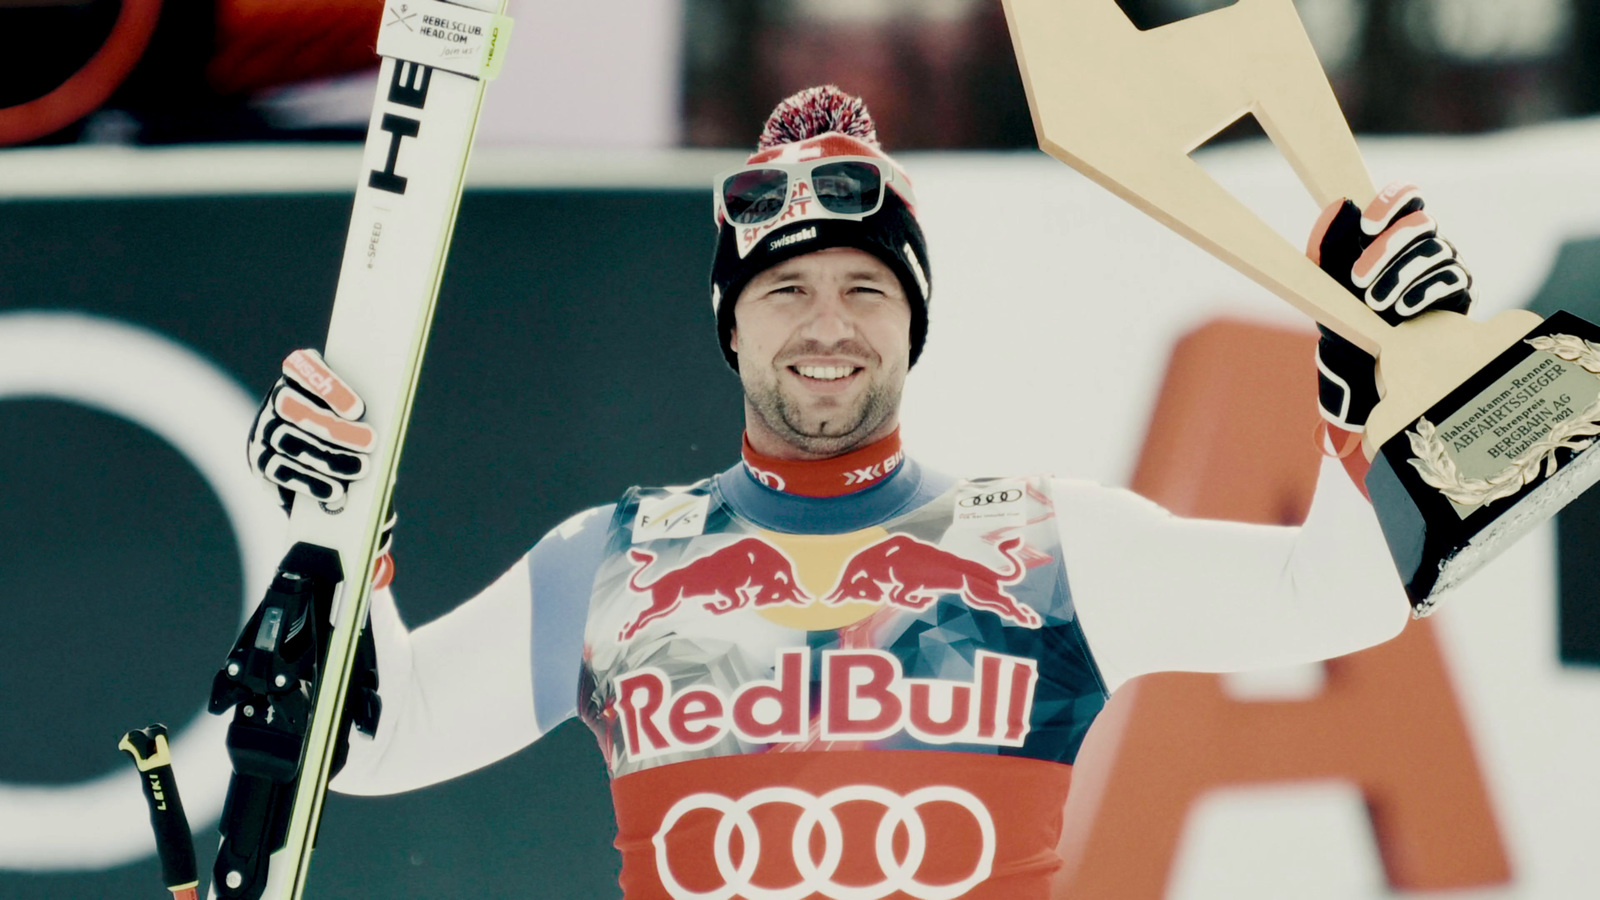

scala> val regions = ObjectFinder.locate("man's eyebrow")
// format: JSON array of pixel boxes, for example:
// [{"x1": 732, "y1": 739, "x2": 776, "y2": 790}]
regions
[
  {"x1": 761, "y1": 267, "x2": 806, "y2": 283},
  {"x1": 756, "y1": 267, "x2": 895, "y2": 284}
]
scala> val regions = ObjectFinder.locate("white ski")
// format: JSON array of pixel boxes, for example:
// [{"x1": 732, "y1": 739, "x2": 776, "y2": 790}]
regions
[{"x1": 207, "y1": 2, "x2": 510, "y2": 898}]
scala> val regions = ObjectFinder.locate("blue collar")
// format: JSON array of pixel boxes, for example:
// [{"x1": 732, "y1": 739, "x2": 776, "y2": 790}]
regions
[{"x1": 715, "y1": 455, "x2": 955, "y2": 534}]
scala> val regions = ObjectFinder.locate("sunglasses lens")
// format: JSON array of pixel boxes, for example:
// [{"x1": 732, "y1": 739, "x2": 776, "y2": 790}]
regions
[
  {"x1": 812, "y1": 161, "x2": 882, "y2": 215},
  {"x1": 722, "y1": 169, "x2": 788, "y2": 224}
]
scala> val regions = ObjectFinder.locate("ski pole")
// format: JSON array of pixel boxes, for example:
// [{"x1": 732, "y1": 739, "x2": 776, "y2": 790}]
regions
[{"x1": 120, "y1": 723, "x2": 200, "y2": 900}]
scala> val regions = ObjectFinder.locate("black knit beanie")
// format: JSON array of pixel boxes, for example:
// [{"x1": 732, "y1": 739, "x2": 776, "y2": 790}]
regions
[{"x1": 710, "y1": 86, "x2": 932, "y2": 371}]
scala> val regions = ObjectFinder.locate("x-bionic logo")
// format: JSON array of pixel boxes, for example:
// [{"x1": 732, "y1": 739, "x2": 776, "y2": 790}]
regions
[
  {"x1": 653, "y1": 784, "x2": 996, "y2": 900},
  {"x1": 843, "y1": 448, "x2": 905, "y2": 487}
]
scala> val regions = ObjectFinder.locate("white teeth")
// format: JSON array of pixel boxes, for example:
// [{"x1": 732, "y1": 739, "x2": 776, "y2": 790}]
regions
[{"x1": 795, "y1": 365, "x2": 855, "y2": 381}]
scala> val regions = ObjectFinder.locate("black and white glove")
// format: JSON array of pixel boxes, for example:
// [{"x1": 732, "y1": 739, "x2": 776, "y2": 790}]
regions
[
  {"x1": 248, "y1": 350, "x2": 397, "y2": 588},
  {"x1": 247, "y1": 348, "x2": 376, "y2": 513},
  {"x1": 1309, "y1": 182, "x2": 1475, "y2": 436}
]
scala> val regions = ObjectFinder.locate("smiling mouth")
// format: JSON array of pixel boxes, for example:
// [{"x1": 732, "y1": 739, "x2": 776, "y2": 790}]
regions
[{"x1": 790, "y1": 364, "x2": 862, "y2": 382}]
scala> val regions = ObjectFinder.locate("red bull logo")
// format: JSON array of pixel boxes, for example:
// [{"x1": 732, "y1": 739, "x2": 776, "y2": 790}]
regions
[
  {"x1": 822, "y1": 535, "x2": 1039, "y2": 628},
  {"x1": 621, "y1": 538, "x2": 811, "y2": 640},
  {"x1": 616, "y1": 648, "x2": 1038, "y2": 758},
  {"x1": 619, "y1": 534, "x2": 1042, "y2": 641}
]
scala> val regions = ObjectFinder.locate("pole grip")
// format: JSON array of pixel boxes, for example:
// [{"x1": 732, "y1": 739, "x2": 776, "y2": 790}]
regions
[{"x1": 119, "y1": 724, "x2": 200, "y2": 900}]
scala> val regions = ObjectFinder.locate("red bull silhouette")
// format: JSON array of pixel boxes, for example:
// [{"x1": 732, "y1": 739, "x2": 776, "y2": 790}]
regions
[
  {"x1": 824, "y1": 535, "x2": 1041, "y2": 628},
  {"x1": 620, "y1": 538, "x2": 811, "y2": 640}
]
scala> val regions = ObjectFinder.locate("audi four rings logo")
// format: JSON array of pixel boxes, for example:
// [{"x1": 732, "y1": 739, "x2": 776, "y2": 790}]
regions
[
  {"x1": 958, "y1": 489, "x2": 1022, "y2": 508},
  {"x1": 653, "y1": 784, "x2": 996, "y2": 900}
]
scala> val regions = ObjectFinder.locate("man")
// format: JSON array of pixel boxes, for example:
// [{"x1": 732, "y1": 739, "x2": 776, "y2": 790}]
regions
[{"x1": 248, "y1": 87, "x2": 1469, "y2": 898}]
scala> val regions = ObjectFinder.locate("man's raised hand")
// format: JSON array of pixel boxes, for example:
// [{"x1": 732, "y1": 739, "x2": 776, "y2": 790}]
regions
[
  {"x1": 1309, "y1": 182, "x2": 1476, "y2": 437},
  {"x1": 247, "y1": 349, "x2": 376, "y2": 512}
]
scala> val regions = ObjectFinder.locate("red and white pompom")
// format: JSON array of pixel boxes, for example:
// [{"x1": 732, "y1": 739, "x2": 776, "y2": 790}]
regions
[{"x1": 758, "y1": 85, "x2": 879, "y2": 150}]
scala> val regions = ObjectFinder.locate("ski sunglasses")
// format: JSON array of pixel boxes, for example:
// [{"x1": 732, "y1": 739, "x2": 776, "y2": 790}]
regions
[{"x1": 714, "y1": 156, "x2": 915, "y2": 256}]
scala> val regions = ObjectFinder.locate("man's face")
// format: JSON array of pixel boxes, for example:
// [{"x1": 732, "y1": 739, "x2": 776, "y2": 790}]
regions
[{"x1": 731, "y1": 247, "x2": 912, "y2": 459}]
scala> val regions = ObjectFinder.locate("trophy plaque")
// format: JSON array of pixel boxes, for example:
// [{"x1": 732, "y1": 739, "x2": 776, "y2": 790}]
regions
[{"x1": 1001, "y1": 0, "x2": 1600, "y2": 612}]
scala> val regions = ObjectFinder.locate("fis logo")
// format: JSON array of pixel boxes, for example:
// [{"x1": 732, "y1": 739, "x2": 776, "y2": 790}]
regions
[
  {"x1": 618, "y1": 534, "x2": 1040, "y2": 641},
  {"x1": 633, "y1": 493, "x2": 710, "y2": 543}
]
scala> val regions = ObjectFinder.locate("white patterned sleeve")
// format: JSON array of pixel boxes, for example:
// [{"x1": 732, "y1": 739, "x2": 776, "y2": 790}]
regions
[
  {"x1": 331, "y1": 505, "x2": 610, "y2": 795},
  {"x1": 330, "y1": 559, "x2": 540, "y2": 795},
  {"x1": 1058, "y1": 457, "x2": 1411, "y2": 693}
]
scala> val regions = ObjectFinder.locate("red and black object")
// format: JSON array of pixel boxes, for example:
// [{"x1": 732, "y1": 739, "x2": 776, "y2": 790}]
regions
[
  {"x1": 0, "y1": 0, "x2": 385, "y2": 146},
  {"x1": 204, "y1": 542, "x2": 380, "y2": 900},
  {"x1": 119, "y1": 723, "x2": 200, "y2": 900}
]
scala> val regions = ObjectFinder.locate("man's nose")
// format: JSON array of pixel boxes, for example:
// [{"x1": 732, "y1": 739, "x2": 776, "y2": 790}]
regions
[{"x1": 800, "y1": 290, "x2": 855, "y2": 343}]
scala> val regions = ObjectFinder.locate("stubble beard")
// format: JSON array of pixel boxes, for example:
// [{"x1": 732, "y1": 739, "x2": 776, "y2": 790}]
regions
[{"x1": 744, "y1": 366, "x2": 902, "y2": 458}]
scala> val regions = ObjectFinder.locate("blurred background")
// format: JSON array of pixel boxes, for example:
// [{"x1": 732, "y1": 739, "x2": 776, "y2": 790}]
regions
[
  {"x1": 4, "y1": 0, "x2": 1597, "y2": 148},
  {"x1": 3, "y1": 1, "x2": 1600, "y2": 899}
]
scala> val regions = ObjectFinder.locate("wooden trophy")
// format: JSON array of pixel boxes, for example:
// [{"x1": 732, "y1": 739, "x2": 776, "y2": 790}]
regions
[{"x1": 1002, "y1": 0, "x2": 1600, "y2": 612}]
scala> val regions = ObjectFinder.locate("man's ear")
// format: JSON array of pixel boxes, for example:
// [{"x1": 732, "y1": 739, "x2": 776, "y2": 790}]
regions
[{"x1": 729, "y1": 329, "x2": 739, "y2": 353}]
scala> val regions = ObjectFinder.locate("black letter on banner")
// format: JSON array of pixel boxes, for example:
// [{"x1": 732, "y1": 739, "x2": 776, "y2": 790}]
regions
[
  {"x1": 388, "y1": 61, "x2": 432, "y2": 110},
  {"x1": 370, "y1": 114, "x2": 421, "y2": 195}
]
